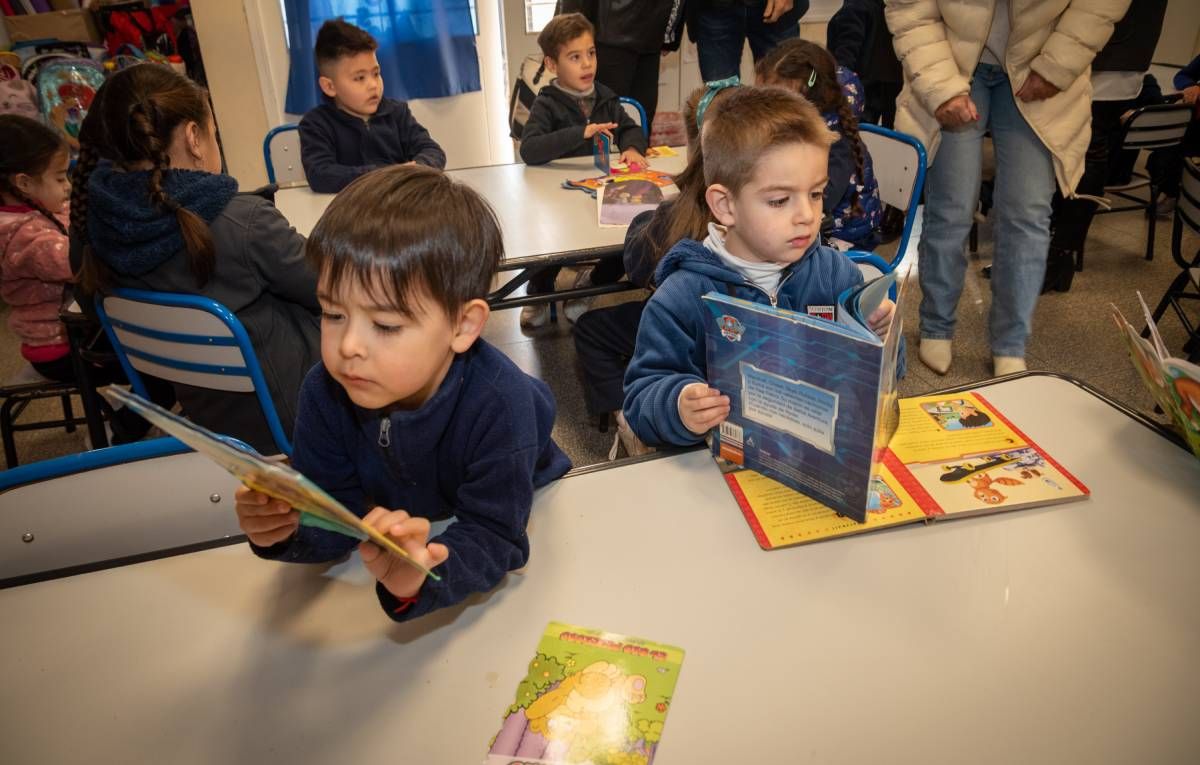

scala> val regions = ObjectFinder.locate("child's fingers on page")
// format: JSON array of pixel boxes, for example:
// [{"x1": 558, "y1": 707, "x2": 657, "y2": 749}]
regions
[{"x1": 238, "y1": 498, "x2": 293, "y2": 516}]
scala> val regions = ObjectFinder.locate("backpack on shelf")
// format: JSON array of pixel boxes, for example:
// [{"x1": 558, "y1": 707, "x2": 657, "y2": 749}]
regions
[{"x1": 508, "y1": 54, "x2": 549, "y2": 141}]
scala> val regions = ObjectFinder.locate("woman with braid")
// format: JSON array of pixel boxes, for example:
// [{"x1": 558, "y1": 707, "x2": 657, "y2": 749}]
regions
[
  {"x1": 73, "y1": 65, "x2": 321, "y2": 454},
  {"x1": 757, "y1": 39, "x2": 883, "y2": 251}
]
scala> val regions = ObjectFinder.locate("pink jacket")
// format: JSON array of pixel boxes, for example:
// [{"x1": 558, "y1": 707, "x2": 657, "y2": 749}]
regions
[{"x1": 0, "y1": 204, "x2": 72, "y2": 352}]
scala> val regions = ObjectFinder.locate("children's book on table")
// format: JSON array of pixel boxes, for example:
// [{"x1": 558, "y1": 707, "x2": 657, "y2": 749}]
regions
[
  {"x1": 704, "y1": 271, "x2": 905, "y2": 524},
  {"x1": 485, "y1": 621, "x2": 684, "y2": 765},
  {"x1": 703, "y1": 275, "x2": 1089, "y2": 548},
  {"x1": 99, "y1": 386, "x2": 439, "y2": 579},
  {"x1": 1112, "y1": 294, "x2": 1200, "y2": 460}
]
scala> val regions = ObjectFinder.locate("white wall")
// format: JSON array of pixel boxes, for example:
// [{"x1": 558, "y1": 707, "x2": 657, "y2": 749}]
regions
[
  {"x1": 201, "y1": 0, "x2": 512, "y2": 188},
  {"x1": 1153, "y1": 0, "x2": 1200, "y2": 65}
]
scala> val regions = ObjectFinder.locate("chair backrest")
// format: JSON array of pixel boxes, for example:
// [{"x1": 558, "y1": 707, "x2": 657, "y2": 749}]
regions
[
  {"x1": 1120, "y1": 103, "x2": 1193, "y2": 150},
  {"x1": 619, "y1": 96, "x2": 650, "y2": 141},
  {"x1": 1178, "y1": 157, "x2": 1200, "y2": 233},
  {"x1": 94, "y1": 288, "x2": 292, "y2": 455},
  {"x1": 858, "y1": 123, "x2": 927, "y2": 269},
  {"x1": 263, "y1": 124, "x2": 305, "y2": 186},
  {"x1": 849, "y1": 251, "x2": 897, "y2": 299},
  {"x1": 0, "y1": 437, "x2": 243, "y2": 586}
]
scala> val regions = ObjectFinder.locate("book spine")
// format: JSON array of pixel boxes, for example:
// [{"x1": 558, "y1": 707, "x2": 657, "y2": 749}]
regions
[
  {"x1": 725, "y1": 473, "x2": 774, "y2": 550},
  {"x1": 972, "y1": 392, "x2": 1090, "y2": 495},
  {"x1": 882, "y1": 448, "x2": 944, "y2": 518}
]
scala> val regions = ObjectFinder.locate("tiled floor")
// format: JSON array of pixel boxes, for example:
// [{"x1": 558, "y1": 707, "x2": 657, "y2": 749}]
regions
[{"x1": 1, "y1": 205, "x2": 1195, "y2": 471}]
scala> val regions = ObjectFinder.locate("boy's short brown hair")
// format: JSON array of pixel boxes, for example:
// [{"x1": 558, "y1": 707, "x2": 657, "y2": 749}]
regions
[
  {"x1": 537, "y1": 12, "x2": 594, "y2": 61},
  {"x1": 701, "y1": 86, "x2": 838, "y2": 194},
  {"x1": 314, "y1": 19, "x2": 378, "y2": 75},
  {"x1": 306, "y1": 165, "x2": 503, "y2": 319}
]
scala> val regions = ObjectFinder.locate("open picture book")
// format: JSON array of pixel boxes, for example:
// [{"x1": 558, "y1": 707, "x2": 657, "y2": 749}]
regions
[
  {"x1": 720, "y1": 391, "x2": 1090, "y2": 549},
  {"x1": 703, "y1": 270, "x2": 904, "y2": 523},
  {"x1": 1111, "y1": 294, "x2": 1200, "y2": 460},
  {"x1": 100, "y1": 386, "x2": 439, "y2": 580},
  {"x1": 485, "y1": 622, "x2": 684, "y2": 765}
]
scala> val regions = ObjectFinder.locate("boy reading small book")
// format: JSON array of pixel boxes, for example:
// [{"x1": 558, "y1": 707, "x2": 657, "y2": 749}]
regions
[
  {"x1": 235, "y1": 166, "x2": 571, "y2": 621},
  {"x1": 622, "y1": 85, "x2": 896, "y2": 447},
  {"x1": 299, "y1": 20, "x2": 446, "y2": 193}
]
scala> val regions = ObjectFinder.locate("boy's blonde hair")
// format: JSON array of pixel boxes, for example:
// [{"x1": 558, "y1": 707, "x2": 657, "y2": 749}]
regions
[
  {"x1": 701, "y1": 86, "x2": 838, "y2": 194},
  {"x1": 537, "y1": 12, "x2": 594, "y2": 61}
]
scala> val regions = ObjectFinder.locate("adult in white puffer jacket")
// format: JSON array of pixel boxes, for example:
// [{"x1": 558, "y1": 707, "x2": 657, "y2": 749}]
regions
[{"x1": 884, "y1": 0, "x2": 1129, "y2": 375}]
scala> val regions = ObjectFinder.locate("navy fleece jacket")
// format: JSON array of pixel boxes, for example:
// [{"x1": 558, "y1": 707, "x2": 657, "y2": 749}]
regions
[
  {"x1": 623, "y1": 238, "x2": 864, "y2": 447},
  {"x1": 298, "y1": 98, "x2": 446, "y2": 193},
  {"x1": 251, "y1": 339, "x2": 571, "y2": 621}
]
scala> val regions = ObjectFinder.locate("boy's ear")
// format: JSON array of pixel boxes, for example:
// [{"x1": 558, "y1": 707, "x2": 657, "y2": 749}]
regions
[
  {"x1": 543, "y1": 55, "x2": 557, "y2": 76},
  {"x1": 451, "y1": 298, "x2": 490, "y2": 354},
  {"x1": 318, "y1": 75, "x2": 337, "y2": 99},
  {"x1": 705, "y1": 183, "x2": 737, "y2": 227}
]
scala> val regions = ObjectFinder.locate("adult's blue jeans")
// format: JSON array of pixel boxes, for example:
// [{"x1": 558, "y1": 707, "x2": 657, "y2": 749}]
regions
[
  {"x1": 692, "y1": 1, "x2": 803, "y2": 81},
  {"x1": 918, "y1": 63, "x2": 1055, "y2": 357}
]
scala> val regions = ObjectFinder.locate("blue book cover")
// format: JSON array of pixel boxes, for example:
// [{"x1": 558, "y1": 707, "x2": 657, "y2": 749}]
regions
[{"x1": 703, "y1": 276, "x2": 904, "y2": 523}]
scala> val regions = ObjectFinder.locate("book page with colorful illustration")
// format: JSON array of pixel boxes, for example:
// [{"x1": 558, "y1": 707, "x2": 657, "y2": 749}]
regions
[
  {"x1": 721, "y1": 459, "x2": 927, "y2": 549},
  {"x1": 100, "y1": 386, "x2": 441, "y2": 580},
  {"x1": 721, "y1": 391, "x2": 1088, "y2": 547},
  {"x1": 486, "y1": 622, "x2": 684, "y2": 765},
  {"x1": 884, "y1": 392, "x2": 1089, "y2": 518}
]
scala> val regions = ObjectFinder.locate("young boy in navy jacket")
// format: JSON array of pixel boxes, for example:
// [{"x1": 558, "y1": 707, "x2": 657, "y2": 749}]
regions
[
  {"x1": 623, "y1": 86, "x2": 896, "y2": 447},
  {"x1": 299, "y1": 20, "x2": 446, "y2": 193},
  {"x1": 234, "y1": 165, "x2": 570, "y2": 622}
]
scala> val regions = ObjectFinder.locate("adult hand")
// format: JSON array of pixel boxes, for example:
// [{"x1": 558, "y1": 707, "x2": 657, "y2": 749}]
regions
[
  {"x1": 1181, "y1": 85, "x2": 1200, "y2": 106},
  {"x1": 763, "y1": 0, "x2": 794, "y2": 24},
  {"x1": 1016, "y1": 71, "x2": 1060, "y2": 102},
  {"x1": 934, "y1": 94, "x2": 979, "y2": 129}
]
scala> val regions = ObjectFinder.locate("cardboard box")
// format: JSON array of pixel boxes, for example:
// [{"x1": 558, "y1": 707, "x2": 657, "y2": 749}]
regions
[{"x1": 3, "y1": 10, "x2": 102, "y2": 45}]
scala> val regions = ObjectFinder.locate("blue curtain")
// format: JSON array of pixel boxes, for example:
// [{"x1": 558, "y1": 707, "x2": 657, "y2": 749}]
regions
[{"x1": 284, "y1": 0, "x2": 481, "y2": 115}]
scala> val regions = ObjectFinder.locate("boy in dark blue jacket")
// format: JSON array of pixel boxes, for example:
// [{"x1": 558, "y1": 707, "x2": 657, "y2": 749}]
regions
[
  {"x1": 299, "y1": 20, "x2": 446, "y2": 193},
  {"x1": 234, "y1": 166, "x2": 570, "y2": 622},
  {"x1": 623, "y1": 86, "x2": 895, "y2": 448}
]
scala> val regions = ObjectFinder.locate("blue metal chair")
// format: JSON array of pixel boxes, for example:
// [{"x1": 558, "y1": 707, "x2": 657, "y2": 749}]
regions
[
  {"x1": 619, "y1": 97, "x2": 650, "y2": 142},
  {"x1": 849, "y1": 251, "x2": 897, "y2": 300},
  {"x1": 0, "y1": 436, "x2": 244, "y2": 587},
  {"x1": 858, "y1": 123, "x2": 927, "y2": 270},
  {"x1": 94, "y1": 288, "x2": 293, "y2": 456},
  {"x1": 263, "y1": 123, "x2": 304, "y2": 186}
]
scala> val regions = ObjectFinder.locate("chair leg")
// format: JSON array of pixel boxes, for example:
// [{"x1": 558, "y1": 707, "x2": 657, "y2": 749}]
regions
[
  {"x1": 1, "y1": 398, "x2": 19, "y2": 469},
  {"x1": 1076, "y1": 242, "x2": 1085, "y2": 272},
  {"x1": 61, "y1": 393, "x2": 76, "y2": 434},
  {"x1": 969, "y1": 221, "x2": 978, "y2": 255},
  {"x1": 1145, "y1": 185, "x2": 1158, "y2": 261},
  {"x1": 1143, "y1": 270, "x2": 1190, "y2": 337}
]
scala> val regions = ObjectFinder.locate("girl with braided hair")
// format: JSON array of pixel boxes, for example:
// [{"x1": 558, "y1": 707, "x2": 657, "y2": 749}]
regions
[
  {"x1": 756, "y1": 38, "x2": 883, "y2": 251},
  {"x1": 73, "y1": 64, "x2": 321, "y2": 454},
  {"x1": 0, "y1": 115, "x2": 76, "y2": 381}
]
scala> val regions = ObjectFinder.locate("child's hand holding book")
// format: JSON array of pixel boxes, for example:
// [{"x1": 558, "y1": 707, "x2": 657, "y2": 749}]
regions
[
  {"x1": 867, "y1": 298, "x2": 896, "y2": 338},
  {"x1": 678, "y1": 382, "x2": 731, "y2": 436},
  {"x1": 358, "y1": 508, "x2": 450, "y2": 599},
  {"x1": 235, "y1": 486, "x2": 301, "y2": 547}
]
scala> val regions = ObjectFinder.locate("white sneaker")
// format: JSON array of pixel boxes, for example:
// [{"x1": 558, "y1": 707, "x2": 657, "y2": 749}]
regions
[
  {"x1": 919, "y1": 338, "x2": 953, "y2": 375},
  {"x1": 616, "y1": 411, "x2": 654, "y2": 457},
  {"x1": 563, "y1": 298, "x2": 592, "y2": 324},
  {"x1": 520, "y1": 303, "x2": 551, "y2": 329},
  {"x1": 993, "y1": 356, "x2": 1027, "y2": 376}
]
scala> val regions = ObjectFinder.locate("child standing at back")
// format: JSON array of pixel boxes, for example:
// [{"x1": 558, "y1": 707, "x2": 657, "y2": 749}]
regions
[
  {"x1": 299, "y1": 20, "x2": 446, "y2": 194},
  {"x1": 622, "y1": 86, "x2": 896, "y2": 448},
  {"x1": 234, "y1": 166, "x2": 571, "y2": 622},
  {"x1": 518, "y1": 12, "x2": 649, "y2": 328}
]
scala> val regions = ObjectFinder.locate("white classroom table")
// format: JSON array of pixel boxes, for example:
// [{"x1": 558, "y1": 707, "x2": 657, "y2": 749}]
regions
[
  {"x1": 3, "y1": 373, "x2": 1198, "y2": 763},
  {"x1": 276, "y1": 151, "x2": 689, "y2": 266}
]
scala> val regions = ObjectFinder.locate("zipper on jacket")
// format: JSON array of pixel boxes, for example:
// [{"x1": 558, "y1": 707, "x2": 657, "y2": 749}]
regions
[
  {"x1": 743, "y1": 270, "x2": 795, "y2": 307},
  {"x1": 378, "y1": 417, "x2": 391, "y2": 448}
]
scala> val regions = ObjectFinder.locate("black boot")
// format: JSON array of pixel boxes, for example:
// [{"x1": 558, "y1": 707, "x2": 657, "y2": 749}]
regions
[{"x1": 1041, "y1": 246, "x2": 1077, "y2": 294}]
